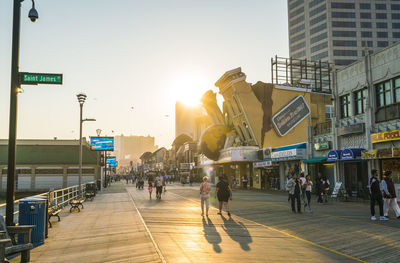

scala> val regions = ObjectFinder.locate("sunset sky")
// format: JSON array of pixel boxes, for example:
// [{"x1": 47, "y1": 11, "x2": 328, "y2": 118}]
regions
[{"x1": 0, "y1": 0, "x2": 288, "y2": 148}]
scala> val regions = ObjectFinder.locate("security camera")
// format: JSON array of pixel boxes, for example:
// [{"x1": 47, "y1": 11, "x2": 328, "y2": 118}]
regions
[{"x1": 28, "y1": 7, "x2": 39, "y2": 22}]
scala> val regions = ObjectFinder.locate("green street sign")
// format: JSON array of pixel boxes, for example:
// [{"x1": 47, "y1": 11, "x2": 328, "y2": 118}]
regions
[{"x1": 19, "y1": 72, "x2": 63, "y2": 85}]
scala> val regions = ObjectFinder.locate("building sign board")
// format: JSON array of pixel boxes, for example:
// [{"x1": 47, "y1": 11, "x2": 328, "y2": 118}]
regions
[
  {"x1": 19, "y1": 72, "x2": 63, "y2": 85},
  {"x1": 371, "y1": 129, "x2": 400, "y2": 144},
  {"x1": 253, "y1": 160, "x2": 273, "y2": 168},
  {"x1": 106, "y1": 156, "x2": 117, "y2": 164},
  {"x1": 90, "y1": 137, "x2": 114, "y2": 151},
  {"x1": 327, "y1": 150, "x2": 341, "y2": 161},
  {"x1": 338, "y1": 123, "x2": 365, "y2": 136},
  {"x1": 272, "y1": 96, "x2": 310, "y2": 136},
  {"x1": 314, "y1": 142, "x2": 330, "y2": 151}
]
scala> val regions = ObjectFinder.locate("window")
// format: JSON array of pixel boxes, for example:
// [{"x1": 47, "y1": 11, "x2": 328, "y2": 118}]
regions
[
  {"x1": 360, "y1": 22, "x2": 372, "y2": 28},
  {"x1": 376, "y1": 22, "x2": 387, "y2": 29},
  {"x1": 333, "y1": 40, "x2": 357, "y2": 47},
  {"x1": 233, "y1": 95, "x2": 242, "y2": 113},
  {"x1": 309, "y1": 0, "x2": 324, "y2": 9},
  {"x1": 243, "y1": 122, "x2": 253, "y2": 140},
  {"x1": 311, "y1": 41, "x2": 328, "y2": 53},
  {"x1": 290, "y1": 7, "x2": 304, "y2": 19},
  {"x1": 331, "y1": 3, "x2": 354, "y2": 9},
  {"x1": 310, "y1": 23, "x2": 327, "y2": 35},
  {"x1": 331, "y1": 12, "x2": 355, "y2": 18},
  {"x1": 354, "y1": 89, "x2": 367, "y2": 115},
  {"x1": 310, "y1": 13, "x2": 326, "y2": 26},
  {"x1": 393, "y1": 23, "x2": 400, "y2": 29},
  {"x1": 292, "y1": 50, "x2": 306, "y2": 58},
  {"x1": 309, "y1": 4, "x2": 326, "y2": 17},
  {"x1": 332, "y1": 21, "x2": 356, "y2": 28},
  {"x1": 394, "y1": 32, "x2": 400, "y2": 38},
  {"x1": 340, "y1": 95, "x2": 350, "y2": 118},
  {"x1": 290, "y1": 15, "x2": 305, "y2": 27},
  {"x1": 375, "y1": 4, "x2": 386, "y2": 10},
  {"x1": 361, "y1": 31, "x2": 372, "y2": 37},
  {"x1": 360, "y1": 3, "x2": 370, "y2": 10},
  {"x1": 311, "y1": 51, "x2": 328, "y2": 61},
  {"x1": 311, "y1": 32, "x2": 327, "y2": 44},
  {"x1": 333, "y1": 50, "x2": 357, "y2": 56},
  {"x1": 395, "y1": 77, "x2": 400, "y2": 103},
  {"x1": 334, "y1": 59, "x2": 356, "y2": 66},
  {"x1": 290, "y1": 32, "x2": 305, "y2": 44},
  {"x1": 360, "y1": 13, "x2": 371, "y2": 19},
  {"x1": 332, "y1": 31, "x2": 356, "y2": 37},
  {"x1": 362, "y1": 40, "x2": 373, "y2": 47},
  {"x1": 376, "y1": 81, "x2": 392, "y2": 108},
  {"x1": 289, "y1": 0, "x2": 304, "y2": 10},
  {"x1": 291, "y1": 41, "x2": 306, "y2": 52},
  {"x1": 377, "y1": 32, "x2": 388, "y2": 38},
  {"x1": 392, "y1": 4, "x2": 400, "y2": 11},
  {"x1": 393, "y1": 13, "x2": 400, "y2": 20},
  {"x1": 325, "y1": 105, "x2": 333, "y2": 120},
  {"x1": 377, "y1": 41, "x2": 388, "y2": 47},
  {"x1": 376, "y1": 13, "x2": 387, "y2": 19},
  {"x1": 290, "y1": 24, "x2": 305, "y2": 35},
  {"x1": 237, "y1": 125, "x2": 246, "y2": 141}
]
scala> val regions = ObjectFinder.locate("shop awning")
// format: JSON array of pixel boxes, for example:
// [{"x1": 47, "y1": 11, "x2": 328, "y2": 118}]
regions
[
  {"x1": 341, "y1": 148, "x2": 365, "y2": 160},
  {"x1": 303, "y1": 157, "x2": 327, "y2": 163}
]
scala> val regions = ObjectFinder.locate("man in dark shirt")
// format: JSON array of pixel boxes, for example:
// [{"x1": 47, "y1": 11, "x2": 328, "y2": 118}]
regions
[{"x1": 370, "y1": 169, "x2": 386, "y2": 221}]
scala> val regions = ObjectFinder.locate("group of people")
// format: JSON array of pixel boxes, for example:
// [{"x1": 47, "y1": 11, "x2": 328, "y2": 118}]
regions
[
  {"x1": 286, "y1": 173, "x2": 314, "y2": 213},
  {"x1": 147, "y1": 172, "x2": 167, "y2": 199},
  {"x1": 199, "y1": 175, "x2": 233, "y2": 217},
  {"x1": 369, "y1": 169, "x2": 400, "y2": 221}
]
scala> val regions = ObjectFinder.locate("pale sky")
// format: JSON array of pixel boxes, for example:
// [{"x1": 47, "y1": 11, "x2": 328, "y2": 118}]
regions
[{"x1": 0, "y1": 0, "x2": 288, "y2": 148}]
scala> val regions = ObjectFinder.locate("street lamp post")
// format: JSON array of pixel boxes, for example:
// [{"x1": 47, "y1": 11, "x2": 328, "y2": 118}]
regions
[
  {"x1": 6, "y1": 0, "x2": 38, "y2": 226},
  {"x1": 76, "y1": 93, "x2": 95, "y2": 197}
]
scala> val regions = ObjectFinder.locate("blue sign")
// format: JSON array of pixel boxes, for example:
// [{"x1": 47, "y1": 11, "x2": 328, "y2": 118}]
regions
[
  {"x1": 109, "y1": 161, "x2": 118, "y2": 167},
  {"x1": 90, "y1": 137, "x2": 114, "y2": 151},
  {"x1": 341, "y1": 148, "x2": 364, "y2": 160},
  {"x1": 106, "y1": 157, "x2": 117, "y2": 164},
  {"x1": 327, "y1": 150, "x2": 341, "y2": 161}
]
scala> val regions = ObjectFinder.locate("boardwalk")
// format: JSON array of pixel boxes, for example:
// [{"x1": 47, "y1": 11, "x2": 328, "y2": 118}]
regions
[{"x1": 25, "y1": 182, "x2": 400, "y2": 263}]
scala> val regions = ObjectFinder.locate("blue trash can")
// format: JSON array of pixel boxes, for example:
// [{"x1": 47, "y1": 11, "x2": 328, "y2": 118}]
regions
[{"x1": 18, "y1": 197, "x2": 46, "y2": 247}]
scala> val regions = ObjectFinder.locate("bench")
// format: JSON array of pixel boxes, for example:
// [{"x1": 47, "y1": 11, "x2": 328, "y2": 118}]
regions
[
  {"x1": 48, "y1": 206, "x2": 62, "y2": 228},
  {"x1": 0, "y1": 217, "x2": 35, "y2": 263},
  {"x1": 85, "y1": 191, "x2": 95, "y2": 201},
  {"x1": 69, "y1": 199, "x2": 84, "y2": 213}
]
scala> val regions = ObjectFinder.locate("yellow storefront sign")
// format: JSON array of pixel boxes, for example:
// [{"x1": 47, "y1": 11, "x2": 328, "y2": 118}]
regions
[{"x1": 371, "y1": 129, "x2": 400, "y2": 144}]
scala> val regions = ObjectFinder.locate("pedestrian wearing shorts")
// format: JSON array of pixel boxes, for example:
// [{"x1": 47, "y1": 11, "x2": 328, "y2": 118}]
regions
[
  {"x1": 215, "y1": 175, "x2": 232, "y2": 216},
  {"x1": 200, "y1": 176, "x2": 211, "y2": 217}
]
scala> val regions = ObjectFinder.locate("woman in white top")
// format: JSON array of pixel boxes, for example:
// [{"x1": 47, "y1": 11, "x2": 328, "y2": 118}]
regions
[
  {"x1": 200, "y1": 176, "x2": 211, "y2": 216},
  {"x1": 303, "y1": 175, "x2": 313, "y2": 213}
]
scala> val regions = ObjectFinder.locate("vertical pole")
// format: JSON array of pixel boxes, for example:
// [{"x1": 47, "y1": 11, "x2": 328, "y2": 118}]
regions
[
  {"x1": 6, "y1": 0, "x2": 22, "y2": 226},
  {"x1": 290, "y1": 57, "x2": 293, "y2": 85},
  {"x1": 285, "y1": 58, "x2": 288, "y2": 84},
  {"x1": 275, "y1": 55, "x2": 278, "y2": 84},
  {"x1": 104, "y1": 151, "x2": 107, "y2": 188},
  {"x1": 78, "y1": 104, "x2": 83, "y2": 197},
  {"x1": 319, "y1": 60, "x2": 322, "y2": 91},
  {"x1": 271, "y1": 57, "x2": 274, "y2": 84}
]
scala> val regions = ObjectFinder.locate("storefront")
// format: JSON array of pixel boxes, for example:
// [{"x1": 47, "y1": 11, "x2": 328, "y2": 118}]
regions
[
  {"x1": 368, "y1": 129, "x2": 400, "y2": 200},
  {"x1": 304, "y1": 157, "x2": 334, "y2": 192},
  {"x1": 341, "y1": 148, "x2": 368, "y2": 199},
  {"x1": 253, "y1": 160, "x2": 280, "y2": 190},
  {"x1": 268, "y1": 142, "x2": 307, "y2": 190}
]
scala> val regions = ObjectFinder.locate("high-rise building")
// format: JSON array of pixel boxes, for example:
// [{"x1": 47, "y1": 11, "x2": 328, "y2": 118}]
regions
[
  {"x1": 114, "y1": 135, "x2": 158, "y2": 166},
  {"x1": 288, "y1": 0, "x2": 400, "y2": 67},
  {"x1": 175, "y1": 102, "x2": 208, "y2": 142}
]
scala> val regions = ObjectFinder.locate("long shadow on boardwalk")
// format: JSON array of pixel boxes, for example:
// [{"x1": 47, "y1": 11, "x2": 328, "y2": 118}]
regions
[
  {"x1": 202, "y1": 217, "x2": 222, "y2": 253},
  {"x1": 221, "y1": 215, "x2": 252, "y2": 251}
]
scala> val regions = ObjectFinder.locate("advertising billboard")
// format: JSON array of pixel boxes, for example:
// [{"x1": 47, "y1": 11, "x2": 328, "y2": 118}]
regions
[
  {"x1": 90, "y1": 137, "x2": 114, "y2": 151},
  {"x1": 106, "y1": 156, "x2": 117, "y2": 164}
]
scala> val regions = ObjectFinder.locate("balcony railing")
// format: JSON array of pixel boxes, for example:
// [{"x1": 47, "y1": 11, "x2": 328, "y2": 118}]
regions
[
  {"x1": 313, "y1": 121, "x2": 332, "y2": 135},
  {"x1": 376, "y1": 103, "x2": 400, "y2": 123}
]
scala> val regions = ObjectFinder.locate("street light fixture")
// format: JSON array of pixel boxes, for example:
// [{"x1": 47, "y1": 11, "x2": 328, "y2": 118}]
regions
[
  {"x1": 6, "y1": 0, "x2": 40, "y2": 226},
  {"x1": 76, "y1": 93, "x2": 95, "y2": 197}
]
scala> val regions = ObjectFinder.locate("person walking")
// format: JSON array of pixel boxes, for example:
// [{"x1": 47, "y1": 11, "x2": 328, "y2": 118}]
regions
[
  {"x1": 321, "y1": 175, "x2": 330, "y2": 203},
  {"x1": 303, "y1": 175, "x2": 313, "y2": 213},
  {"x1": 155, "y1": 173, "x2": 163, "y2": 199},
  {"x1": 381, "y1": 170, "x2": 400, "y2": 219},
  {"x1": 148, "y1": 179, "x2": 153, "y2": 199},
  {"x1": 370, "y1": 169, "x2": 387, "y2": 221},
  {"x1": 200, "y1": 176, "x2": 211, "y2": 216},
  {"x1": 286, "y1": 173, "x2": 302, "y2": 213},
  {"x1": 242, "y1": 176, "x2": 248, "y2": 189},
  {"x1": 316, "y1": 172, "x2": 323, "y2": 203},
  {"x1": 215, "y1": 175, "x2": 233, "y2": 216}
]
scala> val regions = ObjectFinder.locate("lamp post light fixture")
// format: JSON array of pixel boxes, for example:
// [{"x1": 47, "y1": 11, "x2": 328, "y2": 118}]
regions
[
  {"x1": 6, "y1": 0, "x2": 39, "y2": 226},
  {"x1": 76, "y1": 93, "x2": 95, "y2": 197}
]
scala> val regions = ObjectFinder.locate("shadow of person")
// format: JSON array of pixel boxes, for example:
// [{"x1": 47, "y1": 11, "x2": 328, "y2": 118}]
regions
[
  {"x1": 202, "y1": 217, "x2": 222, "y2": 253},
  {"x1": 221, "y1": 216, "x2": 252, "y2": 251}
]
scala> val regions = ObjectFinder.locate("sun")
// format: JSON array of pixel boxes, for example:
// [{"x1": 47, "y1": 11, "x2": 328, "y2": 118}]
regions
[{"x1": 169, "y1": 73, "x2": 209, "y2": 106}]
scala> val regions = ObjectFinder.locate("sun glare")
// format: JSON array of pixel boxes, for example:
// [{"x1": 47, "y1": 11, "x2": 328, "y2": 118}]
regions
[{"x1": 169, "y1": 74, "x2": 209, "y2": 107}]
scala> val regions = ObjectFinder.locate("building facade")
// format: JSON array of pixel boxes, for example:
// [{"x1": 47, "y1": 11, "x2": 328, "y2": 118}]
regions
[
  {"x1": 114, "y1": 135, "x2": 158, "y2": 167},
  {"x1": 288, "y1": 0, "x2": 400, "y2": 66}
]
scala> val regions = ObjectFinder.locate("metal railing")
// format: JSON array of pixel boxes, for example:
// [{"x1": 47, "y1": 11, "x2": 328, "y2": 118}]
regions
[{"x1": 0, "y1": 183, "x2": 91, "y2": 222}]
